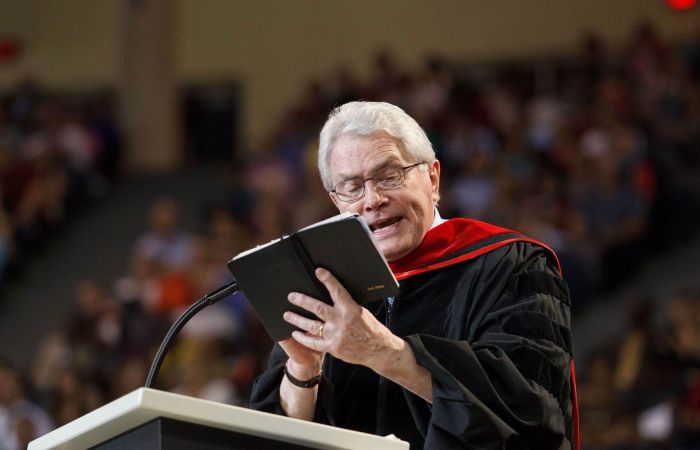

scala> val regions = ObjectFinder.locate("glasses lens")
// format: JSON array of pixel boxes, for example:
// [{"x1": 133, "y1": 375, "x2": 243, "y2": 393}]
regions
[
  {"x1": 335, "y1": 179, "x2": 363, "y2": 201},
  {"x1": 375, "y1": 166, "x2": 404, "y2": 189}
]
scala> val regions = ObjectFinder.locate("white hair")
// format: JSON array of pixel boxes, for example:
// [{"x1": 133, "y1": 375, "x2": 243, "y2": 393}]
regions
[{"x1": 317, "y1": 101, "x2": 436, "y2": 191}]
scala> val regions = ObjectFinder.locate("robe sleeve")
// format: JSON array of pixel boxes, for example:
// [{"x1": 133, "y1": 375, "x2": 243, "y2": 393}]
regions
[
  {"x1": 248, "y1": 343, "x2": 287, "y2": 414},
  {"x1": 405, "y1": 242, "x2": 574, "y2": 449}
]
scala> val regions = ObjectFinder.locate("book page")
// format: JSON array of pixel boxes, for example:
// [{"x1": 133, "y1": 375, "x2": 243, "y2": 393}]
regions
[
  {"x1": 298, "y1": 212, "x2": 357, "y2": 231},
  {"x1": 231, "y1": 235, "x2": 287, "y2": 260},
  {"x1": 232, "y1": 213, "x2": 364, "y2": 261}
]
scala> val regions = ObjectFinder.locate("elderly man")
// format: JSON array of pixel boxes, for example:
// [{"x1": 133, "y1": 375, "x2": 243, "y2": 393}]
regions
[{"x1": 251, "y1": 101, "x2": 578, "y2": 449}]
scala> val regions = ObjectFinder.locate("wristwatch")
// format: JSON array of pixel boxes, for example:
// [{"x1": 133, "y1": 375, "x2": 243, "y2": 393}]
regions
[{"x1": 284, "y1": 362, "x2": 323, "y2": 388}]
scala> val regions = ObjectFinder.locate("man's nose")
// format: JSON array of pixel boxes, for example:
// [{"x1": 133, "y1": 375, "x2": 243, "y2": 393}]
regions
[{"x1": 363, "y1": 180, "x2": 386, "y2": 210}]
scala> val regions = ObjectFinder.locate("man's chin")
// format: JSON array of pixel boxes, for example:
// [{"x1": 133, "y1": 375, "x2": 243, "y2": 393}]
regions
[{"x1": 378, "y1": 240, "x2": 411, "y2": 262}]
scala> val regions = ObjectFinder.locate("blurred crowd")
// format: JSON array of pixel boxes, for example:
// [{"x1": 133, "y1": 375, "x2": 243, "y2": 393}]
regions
[
  {"x1": 579, "y1": 290, "x2": 700, "y2": 449},
  {"x1": 0, "y1": 79, "x2": 121, "y2": 289},
  {"x1": 221, "y1": 21, "x2": 700, "y2": 309},
  {"x1": 1, "y1": 197, "x2": 274, "y2": 449},
  {"x1": 2, "y1": 21, "x2": 700, "y2": 449}
]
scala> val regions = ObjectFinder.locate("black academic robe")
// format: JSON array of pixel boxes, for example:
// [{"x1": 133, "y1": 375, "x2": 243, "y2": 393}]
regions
[{"x1": 250, "y1": 218, "x2": 577, "y2": 450}]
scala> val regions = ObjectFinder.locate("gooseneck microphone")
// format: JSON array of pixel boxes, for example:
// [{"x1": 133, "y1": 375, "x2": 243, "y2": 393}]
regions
[{"x1": 145, "y1": 280, "x2": 240, "y2": 388}]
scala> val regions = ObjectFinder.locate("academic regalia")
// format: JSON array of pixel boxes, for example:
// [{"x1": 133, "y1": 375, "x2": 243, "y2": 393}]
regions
[{"x1": 250, "y1": 218, "x2": 578, "y2": 450}]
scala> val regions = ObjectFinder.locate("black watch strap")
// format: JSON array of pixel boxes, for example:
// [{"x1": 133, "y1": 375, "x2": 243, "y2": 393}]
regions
[{"x1": 284, "y1": 363, "x2": 322, "y2": 388}]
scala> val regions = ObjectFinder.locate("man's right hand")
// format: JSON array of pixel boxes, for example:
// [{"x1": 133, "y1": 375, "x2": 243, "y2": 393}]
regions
[{"x1": 279, "y1": 337, "x2": 324, "y2": 379}]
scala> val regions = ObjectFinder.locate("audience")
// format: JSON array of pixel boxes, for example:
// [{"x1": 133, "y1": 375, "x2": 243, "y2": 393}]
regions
[{"x1": 0, "y1": 81, "x2": 120, "y2": 288}]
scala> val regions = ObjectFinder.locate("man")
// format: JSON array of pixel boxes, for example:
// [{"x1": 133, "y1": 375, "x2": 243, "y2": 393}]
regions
[{"x1": 251, "y1": 101, "x2": 578, "y2": 449}]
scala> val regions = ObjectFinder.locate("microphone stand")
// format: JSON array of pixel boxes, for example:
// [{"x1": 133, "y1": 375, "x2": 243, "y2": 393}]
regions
[{"x1": 145, "y1": 280, "x2": 239, "y2": 388}]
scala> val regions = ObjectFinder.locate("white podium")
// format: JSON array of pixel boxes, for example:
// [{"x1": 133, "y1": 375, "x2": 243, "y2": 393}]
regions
[{"x1": 29, "y1": 388, "x2": 409, "y2": 449}]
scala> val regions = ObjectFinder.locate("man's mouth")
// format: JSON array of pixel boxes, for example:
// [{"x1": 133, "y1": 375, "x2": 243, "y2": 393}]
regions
[{"x1": 369, "y1": 217, "x2": 402, "y2": 234}]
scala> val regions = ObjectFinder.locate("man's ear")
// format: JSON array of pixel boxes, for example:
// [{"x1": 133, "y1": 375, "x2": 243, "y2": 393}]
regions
[
  {"x1": 329, "y1": 191, "x2": 342, "y2": 210},
  {"x1": 429, "y1": 159, "x2": 441, "y2": 203}
]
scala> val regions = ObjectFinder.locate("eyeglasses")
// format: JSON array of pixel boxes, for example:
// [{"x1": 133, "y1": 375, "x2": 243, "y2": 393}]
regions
[{"x1": 331, "y1": 162, "x2": 428, "y2": 203}]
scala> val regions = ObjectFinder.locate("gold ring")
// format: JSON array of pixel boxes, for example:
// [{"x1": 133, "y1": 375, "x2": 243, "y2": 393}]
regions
[{"x1": 318, "y1": 323, "x2": 324, "y2": 338}]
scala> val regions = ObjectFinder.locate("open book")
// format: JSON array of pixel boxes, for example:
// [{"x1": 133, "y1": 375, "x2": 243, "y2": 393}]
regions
[{"x1": 227, "y1": 213, "x2": 399, "y2": 341}]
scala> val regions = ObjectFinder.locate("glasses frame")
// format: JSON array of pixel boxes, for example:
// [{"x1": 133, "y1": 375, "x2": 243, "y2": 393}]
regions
[{"x1": 331, "y1": 162, "x2": 428, "y2": 203}]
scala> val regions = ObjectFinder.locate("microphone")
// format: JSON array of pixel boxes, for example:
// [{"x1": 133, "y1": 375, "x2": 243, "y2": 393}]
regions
[{"x1": 145, "y1": 280, "x2": 240, "y2": 388}]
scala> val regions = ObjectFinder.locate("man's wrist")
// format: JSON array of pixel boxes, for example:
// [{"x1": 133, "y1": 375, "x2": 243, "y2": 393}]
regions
[
  {"x1": 284, "y1": 362, "x2": 322, "y2": 388},
  {"x1": 285, "y1": 359, "x2": 322, "y2": 382},
  {"x1": 369, "y1": 333, "x2": 409, "y2": 376}
]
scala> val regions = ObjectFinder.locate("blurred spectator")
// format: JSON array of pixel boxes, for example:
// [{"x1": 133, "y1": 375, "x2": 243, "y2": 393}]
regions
[
  {"x1": 170, "y1": 339, "x2": 237, "y2": 405},
  {"x1": 676, "y1": 369, "x2": 700, "y2": 447},
  {"x1": 448, "y1": 149, "x2": 497, "y2": 219},
  {"x1": 0, "y1": 360, "x2": 53, "y2": 450},
  {"x1": 574, "y1": 153, "x2": 649, "y2": 290},
  {"x1": 65, "y1": 279, "x2": 122, "y2": 382},
  {"x1": 7, "y1": 76, "x2": 43, "y2": 128},
  {"x1": 0, "y1": 200, "x2": 12, "y2": 287},
  {"x1": 113, "y1": 257, "x2": 164, "y2": 356},
  {"x1": 50, "y1": 368, "x2": 104, "y2": 428},
  {"x1": 133, "y1": 197, "x2": 195, "y2": 272},
  {"x1": 410, "y1": 56, "x2": 452, "y2": 128},
  {"x1": 661, "y1": 288, "x2": 700, "y2": 365},
  {"x1": 109, "y1": 356, "x2": 147, "y2": 399},
  {"x1": 88, "y1": 93, "x2": 122, "y2": 181},
  {"x1": 29, "y1": 334, "x2": 71, "y2": 408}
]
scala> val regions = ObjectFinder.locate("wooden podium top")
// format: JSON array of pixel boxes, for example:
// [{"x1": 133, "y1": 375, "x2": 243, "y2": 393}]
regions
[{"x1": 29, "y1": 387, "x2": 409, "y2": 450}]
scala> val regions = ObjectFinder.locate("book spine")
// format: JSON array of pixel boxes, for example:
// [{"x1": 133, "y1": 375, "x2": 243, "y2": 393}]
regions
[{"x1": 288, "y1": 233, "x2": 332, "y2": 304}]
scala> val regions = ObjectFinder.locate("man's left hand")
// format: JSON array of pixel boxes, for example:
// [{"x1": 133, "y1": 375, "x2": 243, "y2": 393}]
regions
[{"x1": 283, "y1": 267, "x2": 403, "y2": 371}]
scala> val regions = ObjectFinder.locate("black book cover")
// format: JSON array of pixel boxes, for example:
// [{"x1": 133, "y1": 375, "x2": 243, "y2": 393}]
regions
[{"x1": 227, "y1": 213, "x2": 399, "y2": 341}]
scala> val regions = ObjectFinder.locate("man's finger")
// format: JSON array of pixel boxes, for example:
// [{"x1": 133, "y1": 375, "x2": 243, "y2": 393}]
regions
[
  {"x1": 288, "y1": 292, "x2": 332, "y2": 320},
  {"x1": 315, "y1": 267, "x2": 355, "y2": 308},
  {"x1": 283, "y1": 311, "x2": 325, "y2": 336},
  {"x1": 292, "y1": 331, "x2": 326, "y2": 352}
]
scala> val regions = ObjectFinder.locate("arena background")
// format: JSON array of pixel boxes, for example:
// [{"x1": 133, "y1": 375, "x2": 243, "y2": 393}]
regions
[{"x1": 1, "y1": 1, "x2": 699, "y2": 448}]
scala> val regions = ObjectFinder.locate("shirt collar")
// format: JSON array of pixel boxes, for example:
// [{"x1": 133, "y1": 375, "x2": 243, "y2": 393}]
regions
[{"x1": 430, "y1": 208, "x2": 446, "y2": 229}]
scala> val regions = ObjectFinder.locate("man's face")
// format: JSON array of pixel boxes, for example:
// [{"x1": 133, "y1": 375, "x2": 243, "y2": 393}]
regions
[{"x1": 328, "y1": 132, "x2": 440, "y2": 262}]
